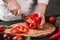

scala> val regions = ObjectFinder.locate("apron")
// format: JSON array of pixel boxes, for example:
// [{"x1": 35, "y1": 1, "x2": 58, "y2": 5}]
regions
[
  {"x1": 0, "y1": 0, "x2": 37, "y2": 21},
  {"x1": 45, "y1": 0, "x2": 60, "y2": 17}
]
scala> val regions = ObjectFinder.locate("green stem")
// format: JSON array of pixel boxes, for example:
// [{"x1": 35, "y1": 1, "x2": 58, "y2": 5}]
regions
[
  {"x1": 25, "y1": 36, "x2": 31, "y2": 40},
  {"x1": 2, "y1": 25, "x2": 12, "y2": 29}
]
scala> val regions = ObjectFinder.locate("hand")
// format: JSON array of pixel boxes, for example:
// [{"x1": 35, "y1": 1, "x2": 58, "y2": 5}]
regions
[
  {"x1": 40, "y1": 15, "x2": 45, "y2": 27},
  {"x1": 38, "y1": 3, "x2": 47, "y2": 28},
  {"x1": 38, "y1": 13, "x2": 45, "y2": 28},
  {"x1": 38, "y1": 3, "x2": 47, "y2": 15},
  {"x1": 7, "y1": 0, "x2": 21, "y2": 16}
]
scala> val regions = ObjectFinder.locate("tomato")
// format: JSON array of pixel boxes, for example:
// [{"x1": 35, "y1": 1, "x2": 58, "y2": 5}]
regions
[
  {"x1": 0, "y1": 25, "x2": 5, "y2": 32},
  {"x1": 13, "y1": 35, "x2": 22, "y2": 40},
  {"x1": 49, "y1": 16, "x2": 56, "y2": 23}
]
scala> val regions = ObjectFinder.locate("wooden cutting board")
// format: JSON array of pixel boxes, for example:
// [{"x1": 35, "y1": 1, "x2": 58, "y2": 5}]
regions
[{"x1": 4, "y1": 22, "x2": 56, "y2": 37}]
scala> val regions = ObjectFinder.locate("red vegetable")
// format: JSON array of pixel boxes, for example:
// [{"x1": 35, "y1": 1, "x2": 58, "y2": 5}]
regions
[
  {"x1": 23, "y1": 27, "x2": 29, "y2": 34},
  {"x1": 13, "y1": 35, "x2": 22, "y2": 40},
  {"x1": 49, "y1": 28, "x2": 60, "y2": 40},
  {"x1": 0, "y1": 25, "x2": 4, "y2": 32},
  {"x1": 10, "y1": 25, "x2": 29, "y2": 34},
  {"x1": 15, "y1": 26, "x2": 24, "y2": 33},
  {"x1": 10, "y1": 29, "x2": 18, "y2": 34},
  {"x1": 49, "y1": 16, "x2": 56, "y2": 23},
  {"x1": 3, "y1": 33, "x2": 11, "y2": 40},
  {"x1": 26, "y1": 13, "x2": 42, "y2": 29}
]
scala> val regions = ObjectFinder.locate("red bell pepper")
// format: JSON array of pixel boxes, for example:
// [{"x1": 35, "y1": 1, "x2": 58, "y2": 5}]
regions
[
  {"x1": 49, "y1": 28, "x2": 60, "y2": 40},
  {"x1": 10, "y1": 25, "x2": 29, "y2": 34},
  {"x1": 26, "y1": 13, "x2": 42, "y2": 29}
]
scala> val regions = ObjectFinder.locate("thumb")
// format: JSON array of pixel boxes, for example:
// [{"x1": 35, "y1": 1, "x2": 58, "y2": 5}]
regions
[
  {"x1": 17, "y1": 9, "x2": 21, "y2": 16},
  {"x1": 38, "y1": 12, "x2": 41, "y2": 17},
  {"x1": 40, "y1": 15, "x2": 45, "y2": 28}
]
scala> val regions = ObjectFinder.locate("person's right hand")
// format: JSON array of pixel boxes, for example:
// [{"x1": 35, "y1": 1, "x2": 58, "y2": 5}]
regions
[{"x1": 7, "y1": 0, "x2": 21, "y2": 16}]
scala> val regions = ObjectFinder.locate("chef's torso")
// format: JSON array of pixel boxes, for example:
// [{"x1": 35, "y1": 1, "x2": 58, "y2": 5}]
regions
[
  {"x1": 17, "y1": 0, "x2": 37, "y2": 15},
  {"x1": 0, "y1": 0, "x2": 49, "y2": 21},
  {"x1": 0, "y1": 0, "x2": 37, "y2": 21}
]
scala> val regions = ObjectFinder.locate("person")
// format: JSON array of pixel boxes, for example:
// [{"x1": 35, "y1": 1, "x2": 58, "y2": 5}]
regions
[{"x1": 1, "y1": 0, "x2": 49, "y2": 26}]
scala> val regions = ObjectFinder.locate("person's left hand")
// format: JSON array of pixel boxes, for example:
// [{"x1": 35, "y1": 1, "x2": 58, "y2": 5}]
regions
[
  {"x1": 38, "y1": 3, "x2": 47, "y2": 28},
  {"x1": 40, "y1": 15, "x2": 45, "y2": 28},
  {"x1": 38, "y1": 13, "x2": 45, "y2": 28}
]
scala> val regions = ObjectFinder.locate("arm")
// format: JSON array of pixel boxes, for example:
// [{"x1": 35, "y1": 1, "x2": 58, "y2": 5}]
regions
[
  {"x1": 3, "y1": 0, "x2": 21, "y2": 16},
  {"x1": 37, "y1": 0, "x2": 49, "y2": 27},
  {"x1": 38, "y1": 0, "x2": 49, "y2": 15},
  {"x1": 3, "y1": 0, "x2": 12, "y2": 3},
  {"x1": 38, "y1": 3, "x2": 47, "y2": 16},
  {"x1": 3, "y1": 0, "x2": 16, "y2": 3}
]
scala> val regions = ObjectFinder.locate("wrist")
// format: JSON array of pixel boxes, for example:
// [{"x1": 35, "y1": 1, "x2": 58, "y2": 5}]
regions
[
  {"x1": 38, "y1": 12, "x2": 45, "y2": 17},
  {"x1": 38, "y1": 3, "x2": 47, "y2": 15}
]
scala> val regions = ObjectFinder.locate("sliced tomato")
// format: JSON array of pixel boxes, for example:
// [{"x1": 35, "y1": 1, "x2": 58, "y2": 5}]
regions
[{"x1": 0, "y1": 25, "x2": 5, "y2": 32}]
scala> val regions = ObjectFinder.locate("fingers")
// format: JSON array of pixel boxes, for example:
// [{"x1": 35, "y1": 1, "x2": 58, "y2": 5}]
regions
[
  {"x1": 7, "y1": 3, "x2": 21, "y2": 16},
  {"x1": 10, "y1": 9, "x2": 21, "y2": 16},
  {"x1": 38, "y1": 12, "x2": 45, "y2": 26},
  {"x1": 38, "y1": 12, "x2": 41, "y2": 17},
  {"x1": 40, "y1": 16, "x2": 45, "y2": 25},
  {"x1": 12, "y1": 9, "x2": 17, "y2": 15},
  {"x1": 17, "y1": 9, "x2": 21, "y2": 16},
  {"x1": 39, "y1": 18, "x2": 45, "y2": 28}
]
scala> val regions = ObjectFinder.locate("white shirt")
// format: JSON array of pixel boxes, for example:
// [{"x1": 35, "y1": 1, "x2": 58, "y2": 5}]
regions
[
  {"x1": 0, "y1": 0, "x2": 49, "y2": 21},
  {"x1": 38, "y1": 0, "x2": 49, "y2": 4},
  {"x1": 17, "y1": 0, "x2": 49, "y2": 15}
]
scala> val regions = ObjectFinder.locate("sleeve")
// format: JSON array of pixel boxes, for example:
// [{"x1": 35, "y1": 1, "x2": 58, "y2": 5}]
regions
[
  {"x1": 0, "y1": 0, "x2": 4, "y2": 5},
  {"x1": 38, "y1": 0, "x2": 49, "y2": 4}
]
